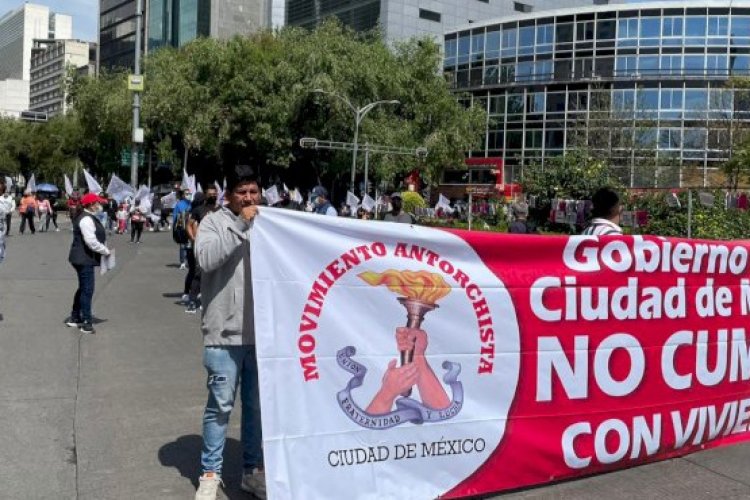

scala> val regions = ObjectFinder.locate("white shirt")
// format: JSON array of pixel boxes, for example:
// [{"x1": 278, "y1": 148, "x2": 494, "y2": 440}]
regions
[
  {"x1": 582, "y1": 218, "x2": 623, "y2": 236},
  {"x1": 80, "y1": 210, "x2": 110, "y2": 256},
  {"x1": 0, "y1": 194, "x2": 15, "y2": 217},
  {"x1": 325, "y1": 206, "x2": 337, "y2": 217}
]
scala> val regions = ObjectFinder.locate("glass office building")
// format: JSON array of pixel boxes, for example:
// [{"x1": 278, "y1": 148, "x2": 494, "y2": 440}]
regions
[
  {"x1": 99, "y1": 0, "x2": 146, "y2": 71},
  {"x1": 445, "y1": 1, "x2": 750, "y2": 188},
  {"x1": 148, "y1": 0, "x2": 211, "y2": 51}
]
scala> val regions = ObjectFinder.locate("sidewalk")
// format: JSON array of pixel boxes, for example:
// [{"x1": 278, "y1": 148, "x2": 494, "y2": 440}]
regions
[{"x1": 1, "y1": 220, "x2": 750, "y2": 499}]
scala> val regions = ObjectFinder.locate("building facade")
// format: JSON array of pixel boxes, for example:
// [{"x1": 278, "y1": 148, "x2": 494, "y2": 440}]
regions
[
  {"x1": 0, "y1": 3, "x2": 72, "y2": 115},
  {"x1": 445, "y1": 1, "x2": 750, "y2": 188},
  {"x1": 286, "y1": 0, "x2": 617, "y2": 43},
  {"x1": 147, "y1": 0, "x2": 276, "y2": 52},
  {"x1": 0, "y1": 79, "x2": 29, "y2": 117},
  {"x1": 0, "y1": 3, "x2": 72, "y2": 81},
  {"x1": 30, "y1": 40, "x2": 96, "y2": 117},
  {"x1": 99, "y1": 0, "x2": 146, "y2": 71}
]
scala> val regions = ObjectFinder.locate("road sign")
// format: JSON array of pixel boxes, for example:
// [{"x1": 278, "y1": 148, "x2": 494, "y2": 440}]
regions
[
  {"x1": 120, "y1": 150, "x2": 145, "y2": 167},
  {"x1": 128, "y1": 75, "x2": 144, "y2": 91}
]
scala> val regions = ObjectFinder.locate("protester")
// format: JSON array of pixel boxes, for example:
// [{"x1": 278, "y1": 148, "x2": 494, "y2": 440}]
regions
[
  {"x1": 173, "y1": 190, "x2": 192, "y2": 269},
  {"x1": 18, "y1": 191, "x2": 37, "y2": 234},
  {"x1": 311, "y1": 186, "x2": 337, "y2": 216},
  {"x1": 1, "y1": 184, "x2": 15, "y2": 236},
  {"x1": 65, "y1": 193, "x2": 111, "y2": 334},
  {"x1": 509, "y1": 202, "x2": 535, "y2": 234},
  {"x1": 383, "y1": 193, "x2": 413, "y2": 224},
  {"x1": 151, "y1": 193, "x2": 164, "y2": 231},
  {"x1": 106, "y1": 195, "x2": 118, "y2": 234},
  {"x1": 129, "y1": 200, "x2": 146, "y2": 243},
  {"x1": 0, "y1": 179, "x2": 9, "y2": 263},
  {"x1": 181, "y1": 192, "x2": 205, "y2": 307},
  {"x1": 37, "y1": 195, "x2": 52, "y2": 232},
  {"x1": 67, "y1": 190, "x2": 81, "y2": 224},
  {"x1": 185, "y1": 186, "x2": 219, "y2": 313},
  {"x1": 116, "y1": 204, "x2": 128, "y2": 234},
  {"x1": 582, "y1": 187, "x2": 623, "y2": 236},
  {"x1": 194, "y1": 165, "x2": 265, "y2": 500}
]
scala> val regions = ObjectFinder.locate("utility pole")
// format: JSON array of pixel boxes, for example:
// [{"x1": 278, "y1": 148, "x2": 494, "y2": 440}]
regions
[{"x1": 131, "y1": 0, "x2": 144, "y2": 188}]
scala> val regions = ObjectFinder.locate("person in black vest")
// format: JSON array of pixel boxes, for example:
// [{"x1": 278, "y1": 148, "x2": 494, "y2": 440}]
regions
[{"x1": 65, "y1": 193, "x2": 112, "y2": 334}]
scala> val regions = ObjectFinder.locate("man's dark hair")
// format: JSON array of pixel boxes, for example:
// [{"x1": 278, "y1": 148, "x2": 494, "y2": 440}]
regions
[
  {"x1": 0, "y1": 178, "x2": 5, "y2": 195},
  {"x1": 226, "y1": 165, "x2": 258, "y2": 193},
  {"x1": 591, "y1": 187, "x2": 620, "y2": 219}
]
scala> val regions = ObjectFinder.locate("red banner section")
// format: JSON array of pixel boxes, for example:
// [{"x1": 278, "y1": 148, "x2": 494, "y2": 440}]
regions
[{"x1": 446, "y1": 232, "x2": 750, "y2": 497}]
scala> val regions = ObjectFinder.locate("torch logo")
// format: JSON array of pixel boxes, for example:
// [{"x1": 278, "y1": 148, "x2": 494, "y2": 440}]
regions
[{"x1": 335, "y1": 270, "x2": 464, "y2": 430}]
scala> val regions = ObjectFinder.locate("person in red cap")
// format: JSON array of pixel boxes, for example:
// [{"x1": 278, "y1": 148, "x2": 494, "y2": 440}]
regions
[{"x1": 65, "y1": 193, "x2": 112, "y2": 334}]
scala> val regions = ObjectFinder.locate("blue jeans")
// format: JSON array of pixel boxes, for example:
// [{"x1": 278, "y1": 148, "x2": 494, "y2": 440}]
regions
[
  {"x1": 71, "y1": 264, "x2": 95, "y2": 323},
  {"x1": 201, "y1": 345, "x2": 263, "y2": 475},
  {"x1": 179, "y1": 244, "x2": 187, "y2": 265}
]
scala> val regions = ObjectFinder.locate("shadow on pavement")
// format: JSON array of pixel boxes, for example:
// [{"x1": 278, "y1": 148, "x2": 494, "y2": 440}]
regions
[
  {"x1": 162, "y1": 292, "x2": 184, "y2": 299},
  {"x1": 158, "y1": 434, "x2": 250, "y2": 499}
]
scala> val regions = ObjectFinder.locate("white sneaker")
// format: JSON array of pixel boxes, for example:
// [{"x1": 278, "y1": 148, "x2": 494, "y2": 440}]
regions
[
  {"x1": 195, "y1": 472, "x2": 223, "y2": 500},
  {"x1": 180, "y1": 294, "x2": 189, "y2": 304},
  {"x1": 240, "y1": 468, "x2": 266, "y2": 499},
  {"x1": 179, "y1": 262, "x2": 187, "y2": 270}
]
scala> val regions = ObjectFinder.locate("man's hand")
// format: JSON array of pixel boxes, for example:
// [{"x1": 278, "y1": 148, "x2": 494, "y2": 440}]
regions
[
  {"x1": 240, "y1": 205, "x2": 258, "y2": 221},
  {"x1": 380, "y1": 360, "x2": 419, "y2": 399},
  {"x1": 396, "y1": 327, "x2": 428, "y2": 358}
]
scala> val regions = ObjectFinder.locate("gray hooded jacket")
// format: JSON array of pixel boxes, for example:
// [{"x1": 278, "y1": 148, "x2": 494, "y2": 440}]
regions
[{"x1": 195, "y1": 206, "x2": 255, "y2": 346}]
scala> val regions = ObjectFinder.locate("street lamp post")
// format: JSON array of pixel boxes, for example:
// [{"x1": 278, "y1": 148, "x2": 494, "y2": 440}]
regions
[
  {"x1": 131, "y1": 0, "x2": 144, "y2": 188},
  {"x1": 312, "y1": 89, "x2": 399, "y2": 191}
]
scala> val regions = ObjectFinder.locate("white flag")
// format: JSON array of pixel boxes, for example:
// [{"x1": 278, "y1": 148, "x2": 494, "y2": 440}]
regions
[
  {"x1": 265, "y1": 185, "x2": 280, "y2": 206},
  {"x1": 361, "y1": 194, "x2": 376, "y2": 212},
  {"x1": 283, "y1": 183, "x2": 290, "y2": 193},
  {"x1": 291, "y1": 188, "x2": 303, "y2": 204},
  {"x1": 64, "y1": 174, "x2": 73, "y2": 196},
  {"x1": 181, "y1": 169, "x2": 191, "y2": 191},
  {"x1": 106, "y1": 174, "x2": 135, "y2": 203},
  {"x1": 435, "y1": 193, "x2": 452, "y2": 213},
  {"x1": 83, "y1": 169, "x2": 102, "y2": 194},
  {"x1": 189, "y1": 175, "x2": 197, "y2": 194},
  {"x1": 24, "y1": 174, "x2": 36, "y2": 194},
  {"x1": 160, "y1": 192, "x2": 177, "y2": 209},
  {"x1": 215, "y1": 181, "x2": 224, "y2": 204},
  {"x1": 346, "y1": 191, "x2": 360, "y2": 209},
  {"x1": 134, "y1": 185, "x2": 152, "y2": 213}
]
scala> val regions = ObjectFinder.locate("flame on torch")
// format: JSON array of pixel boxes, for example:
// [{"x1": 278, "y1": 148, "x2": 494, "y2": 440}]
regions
[{"x1": 358, "y1": 270, "x2": 451, "y2": 305}]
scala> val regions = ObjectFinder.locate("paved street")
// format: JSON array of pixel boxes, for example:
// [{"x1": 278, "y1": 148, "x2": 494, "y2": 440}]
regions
[{"x1": 3, "y1": 217, "x2": 750, "y2": 500}]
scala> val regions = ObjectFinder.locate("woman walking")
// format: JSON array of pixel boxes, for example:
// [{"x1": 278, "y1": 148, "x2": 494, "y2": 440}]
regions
[
  {"x1": 38, "y1": 196, "x2": 51, "y2": 232},
  {"x1": 130, "y1": 200, "x2": 145, "y2": 243},
  {"x1": 65, "y1": 193, "x2": 111, "y2": 334},
  {"x1": 18, "y1": 191, "x2": 37, "y2": 234}
]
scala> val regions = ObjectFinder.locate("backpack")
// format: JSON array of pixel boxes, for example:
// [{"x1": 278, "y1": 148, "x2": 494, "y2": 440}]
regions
[{"x1": 172, "y1": 209, "x2": 189, "y2": 244}]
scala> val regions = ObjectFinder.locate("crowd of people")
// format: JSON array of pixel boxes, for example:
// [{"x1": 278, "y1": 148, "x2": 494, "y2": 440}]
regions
[{"x1": 0, "y1": 169, "x2": 624, "y2": 500}]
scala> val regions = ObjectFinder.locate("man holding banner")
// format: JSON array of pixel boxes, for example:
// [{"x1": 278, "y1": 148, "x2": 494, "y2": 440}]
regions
[{"x1": 194, "y1": 165, "x2": 265, "y2": 500}]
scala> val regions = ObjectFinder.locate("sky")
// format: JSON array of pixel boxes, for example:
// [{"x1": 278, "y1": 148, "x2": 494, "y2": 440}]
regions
[{"x1": 0, "y1": 0, "x2": 97, "y2": 42}]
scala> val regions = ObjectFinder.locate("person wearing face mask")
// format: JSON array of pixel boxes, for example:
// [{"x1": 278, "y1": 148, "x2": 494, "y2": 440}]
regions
[
  {"x1": 310, "y1": 185, "x2": 337, "y2": 216},
  {"x1": 65, "y1": 193, "x2": 112, "y2": 334},
  {"x1": 194, "y1": 165, "x2": 266, "y2": 500},
  {"x1": 184, "y1": 186, "x2": 219, "y2": 313},
  {"x1": 383, "y1": 192, "x2": 413, "y2": 224}
]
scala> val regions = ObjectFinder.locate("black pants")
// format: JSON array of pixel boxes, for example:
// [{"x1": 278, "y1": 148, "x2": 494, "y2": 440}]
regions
[
  {"x1": 43, "y1": 212, "x2": 59, "y2": 231},
  {"x1": 184, "y1": 247, "x2": 196, "y2": 295},
  {"x1": 4, "y1": 213, "x2": 10, "y2": 235},
  {"x1": 130, "y1": 221, "x2": 144, "y2": 242},
  {"x1": 20, "y1": 212, "x2": 35, "y2": 234}
]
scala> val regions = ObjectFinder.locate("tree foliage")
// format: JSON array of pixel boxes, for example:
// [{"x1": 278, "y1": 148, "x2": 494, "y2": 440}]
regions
[{"x1": 109, "y1": 20, "x2": 483, "y2": 188}]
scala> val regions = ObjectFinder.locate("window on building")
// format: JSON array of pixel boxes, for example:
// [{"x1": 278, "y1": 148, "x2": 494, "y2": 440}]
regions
[
  {"x1": 683, "y1": 128, "x2": 707, "y2": 149},
  {"x1": 731, "y1": 55, "x2": 750, "y2": 74},
  {"x1": 706, "y1": 55, "x2": 728, "y2": 75},
  {"x1": 597, "y1": 20, "x2": 616, "y2": 39},
  {"x1": 685, "y1": 17, "x2": 707, "y2": 37},
  {"x1": 615, "y1": 55, "x2": 637, "y2": 75},
  {"x1": 618, "y1": 18, "x2": 638, "y2": 40},
  {"x1": 661, "y1": 88, "x2": 684, "y2": 109},
  {"x1": 638, "y1": 55, "x2": 659, "y2": 74},
  {"x1": 472, "y1": 32, "x2": 484, "y2": 61},
  {"x1": 486, "y1": 29, "x2": 500, "y2": 59},
  {"x1": 556, "y1": 23, "x2": 574, "y2": 43},
  {"x1": 659, "y1": 129, "x2": 682, "y2": 149},
  {"x1": 663, "y1": 17, "x2": 684, "y2": 37},
  {"x1": 661, "y1": 55, "x2": 682, "y2": 74},
  {"x1": 707, "y1": 16, "x2": 728, "y2": 36},
  {"x1": 640, "y1": 18, "x2": 660, "y2": 38},
  {"x1": 419, "y1": 9, "x2": 441, "y2": 22},
  {"x1": 577, "y1": 21, "x2": 595, "y2": 41},
  {"x1": 514, "y1": 2, "x2": 532, "y2": 13},
  {"x1": 536, "y1": 24, "x2": 554, "y2": 50},
  {"x1": 684, "y1": 55, "x2": 705, "y2": 75},
  {"x1": 502, "y1": 28, "x2": 517, "y2": 56},
  {"x1": 457, "y1": 33, "x2": 470, "y2": 64},
  {"x1": 519, "y1": 26, "x2": 535, "y2": 54}
]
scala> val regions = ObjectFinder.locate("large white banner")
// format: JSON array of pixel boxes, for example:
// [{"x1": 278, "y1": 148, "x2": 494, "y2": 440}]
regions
[{"x1": 252, "y1": 209, "x2": 520, "y2": 500}]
